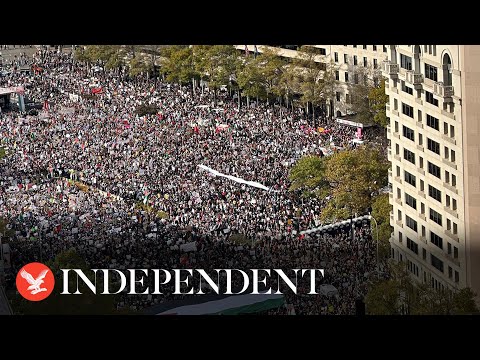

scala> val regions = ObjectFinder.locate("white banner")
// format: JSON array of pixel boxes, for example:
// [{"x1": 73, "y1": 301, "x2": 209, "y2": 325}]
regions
[{"x1": 198, "y1": 165, "x2": 277, "y2": 192}]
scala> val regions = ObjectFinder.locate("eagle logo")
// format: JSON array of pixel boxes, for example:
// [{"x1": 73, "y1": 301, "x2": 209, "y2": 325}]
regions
[
  {"x1": 20, "y1": 268, "x2": 49, "y2": 294},
  {"x1": 16, "y1": 262, "x2": 55, "y2": 301}
]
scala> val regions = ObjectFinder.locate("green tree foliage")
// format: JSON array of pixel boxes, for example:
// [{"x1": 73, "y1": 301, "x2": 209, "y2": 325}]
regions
[
  {"x1": 289, "y1": 145, "x2": 389, "y2": 222},
  {"x1": 128, "y1": 54, "x2": 150, "y2": 77},
  {"x1": 348, "y1": 66, "x2": 388, "y2": 127},
  {"x1": 322, "y1": 145, "x2": 389, "y2": 220},
  {"x1": 160, "y1": 46, "x2": 199, "y2": 85},
  {"x1": 256, "y1": 47, "x2": 287, "y2": 103},
  {"x1": 369, "y1": 79, "x2": 389, "y2": 127},
  {"x1": 371, "y1": 194, "x2": 393, "y2": 259},
  {"x1": 193, "y1": 45, "x2": 238, "y2": 104},
  {"x1": 288, "y1": 155, "x2": 327, "y2": 191},
  {"x1": 291, "y1": 46, "x2": 338, "y2": 122},
  {"x1": 366, "y1": 261, "x2": 479, "y2": 315},
  {"x1": 236, "y1": 56, "x2": 266, "y2": 105}
]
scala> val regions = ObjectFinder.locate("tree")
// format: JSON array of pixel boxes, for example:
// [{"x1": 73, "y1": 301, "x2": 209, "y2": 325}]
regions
[
  {"x1": 292, "y1": 46, "x2": 337, "y2": 126},
  {"x1": 321, "y1": 145, "x2": 389, "y2": 221},
  {"x1": 288, "y1": 155, "x2": 327, "y2": 191},
  {"x1": 371, "y1": 194, "x2": 393, "y2": 259},
  {"x1": 160, "y1": 46, "x2": 199, "y2": 87},
  {"x1": 128, "y1": 54, "x2": 150, "y2": 77},
  {"x1": 347, "y1": 66, "x2": 387, "y2": 127},
  {"x1": 369, "y1": 79, "x2": 389, "y2": 127},
  {"x1": 236, "y1": 56, "x2": 266, "y2": 107},
  {"x1": 193, "y1": 45, "x2": 238, "y2": 105},
  {"x1": 366, "y1": 260, "x2": 479, "y2": 315},
  {"x1": 256, "y1": 47, "x2": 287, "y2": 105}
]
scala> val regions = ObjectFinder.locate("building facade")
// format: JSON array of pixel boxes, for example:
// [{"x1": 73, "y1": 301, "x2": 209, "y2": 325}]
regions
[
  {"x1": 234, "y1": 45, "x2": 388, "y2": 117},
  {"x1": 384, "y1": 45, "x2": 480, "y2": 297}
]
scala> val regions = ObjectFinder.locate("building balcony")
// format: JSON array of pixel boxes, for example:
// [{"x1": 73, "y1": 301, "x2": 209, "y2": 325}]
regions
[
  {"x1": 444, "y1": 229, "x2": 459, "y2": 242},
  {"x1": 405, "y1": 70, "x2": 424, "y2": 89},
  {"x1": 389, "y1": 212, "x2": 394, "y2": 226},
  {"x1": 441, "y1": 134, "x2": 456, "y2": 146},
  {"x1": 394, "y1": 176, "x2": 402, "y2": 184},
  {"x1": 433, "y1": 82, "x2": 454, "y2": 101},
  {"x1": 395, "y1": 220, "x2": 403, "y2": 228},
  {"x1": 383, "y1": 61, "x2": 399, "y2": 79},
  {"x1": 395, "y1": 198, "x2": 402, "y2": 205},
  {"x1": 386, "y1": 103, "x2": 390, "y2": 112},
  {"x1": 418, "y1": 190, "x2": 426, "y2": 198},
  {"x1": 416, "y1": 144, "x2": 424, "y2": 152},
  {"x1": 445, "y1": 253, "x2": 461, "y2": 267},
  {"x1": 387, "y1": 149, "x2": 392, "y2": 161},
  {"x1": 419, "y1": 235, "x2": 427, "y2": 244},
  {"x1": 443, "y1": 182, "x2": 458, "y2": 194},
  {"x1": 393, "y1": 131, "x2": 400, "y2": 139},
  {"x1": 442, "y1": 158, "x2": 457, "y2": 170},
  {"x1": 419, "y1": 214, "x2": 426, "y2": 222},
  {"x1": 416, "y1": 121, "x2": 423, "y2": 129},
  {"x1": 394, "y1": 154, "x2": 401, "y2": 162},
  {"x1": 415, "y1": 98, "x2": 423, "y2": 105},
  {"x1": 444, "y1": 206, "x2": 459, "y2": 218},
  {"x1": 417, "y1": 168, "x2": 425, "y2": 175}
]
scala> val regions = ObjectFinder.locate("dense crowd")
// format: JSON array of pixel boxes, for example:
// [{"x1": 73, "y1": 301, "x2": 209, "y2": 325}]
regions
[{"x1": 0, "y1": 49, "x2": 379, "y2": 314}]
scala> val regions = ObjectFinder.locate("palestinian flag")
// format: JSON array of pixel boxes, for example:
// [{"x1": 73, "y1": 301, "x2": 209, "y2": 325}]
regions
[{"x1": 145, "y1": 293, "x2": 285, "y2": 315}]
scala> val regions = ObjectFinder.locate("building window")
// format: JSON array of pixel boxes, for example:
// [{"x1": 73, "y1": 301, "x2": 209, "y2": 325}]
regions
[
  {"x1": 319, "y1": 48, "x2": 326, "y2": 55},
  {"x1": 373, "y1": 58, "x2": 378, "y2": 69},
  {"x1": 428, "y1": 185, "x2": 442, "y2": 202},
  {"x1": 334, "y1": 52, "x2": 338, "y2": 62},
  {"x1": 430, "y1": 231, "x2": 443, "y2": 249},
  {"x1": 402, "y1": 103, "x2": 414, "y2": 118},
  {"x1": 425, "y1": 63, "x2": 438, "y2": 81},
  {"x1": 452, "y1": 174, "x2": 456, "y2": 187},
  {"x1": 401, "y1": 81, "x2": 413, "y2": 95},
  {"x1": 407, "y1": 238, "x2": 419, "y2": 254},
  {"x1": 353, "y1": 55, "x2": 357, "y2": 65},
  {"x1": 454, "y1": 246, "x2": 458, "y2": 259},
  {"x1": 383, "y1": 45, "x2": 387, "y2": 53},
  {"x1": 353, "y1": 45, "x2": 357, "y2": 48},
  {"x1": 344, "y1": 54, "x2": 348, "y2": 64},
  {"x1": 427, "y1": 161, "x2": 441, "y2": 178},
  {"x1": 455, "y1": 271, "x2": 459, "y2": 283},
  {"x1": 400, "y1": 54, "x2": 413, "y2": 70},
  {"x1": 373, "y1": 45, "x2": 377, "y2": 51},
  {"x1": 451, "y1": 150, "x2": 456, "y2": 163},
  {"x1": 402, "y1": 125, "x2": 415, "y2": 141},
  {"x1": 405, "y1": 192, "x2": 417, "y2": 209},
  {"x1": 363, "y1": 45, "x2": 367, "y2": 50},
  {"x1": 345, "y1": 72, "x2": 349, "y2": 82},
  {"x1": 427, "y1": 138, "x2": 440, "y2": 155},
  {"x1": 404, "y1": 171, "x2": 416, "y2": 187},
  {"x1": 346, "y1": 93, "x2": 350, "y2": 104},
  {"x1": 450, "y1": 125, "x2": 455, "y2": 138},
  {"x1": 425, "y1": 91, "x2": 439, "y2": 106},
  {"x1": 423, "y1": 248, "x2": 427, "y2": 260},
  {"x1": 431, "y1": 254, "x2": 444, "y2": 273},
  {"x1": 426, "y1": 114, "x2": 439, "y2": 130},
  {"x1": 363, "y1": 57, "x2": 367, "y2": 67},
  {"x1": 336, "y1": 92, "x2": 340, "y2": 102},
  {"x1": 448, "y1": 266, "x2": 453, "y2": 279},
  {"x1": 335, "y1": 70, "x2": 339, "y2": 81},
  {"x1": 406, "y1": 215, "x2": 418, "y2": 232},
  {"x1": 403, "y1": 148, "x2": 415, "y2": 164},
  {"x1": 448, "y1": 242, "x2": 452, "y2": 254},
  {"x1": 430, "y1": 208, "x2": 443, "y2": 226},
  {"x1": 354, "y1": 73, "x2": 359, "y2": 84}
]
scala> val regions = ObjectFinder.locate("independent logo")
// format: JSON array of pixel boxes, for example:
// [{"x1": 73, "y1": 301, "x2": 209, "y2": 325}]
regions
[{"x1": 16, "y1": 262, "x2": 55, "y2": 301}]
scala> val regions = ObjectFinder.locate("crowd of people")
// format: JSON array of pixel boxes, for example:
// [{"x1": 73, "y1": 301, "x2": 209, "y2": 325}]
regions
[{"x1": 0, "y1": 49, "x2": 380, "y2": 314}]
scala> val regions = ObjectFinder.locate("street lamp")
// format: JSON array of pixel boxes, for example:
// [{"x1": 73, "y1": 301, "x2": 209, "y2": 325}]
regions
[{"x1": 368, "y1": 215, "x2": 380, "y2": 276}]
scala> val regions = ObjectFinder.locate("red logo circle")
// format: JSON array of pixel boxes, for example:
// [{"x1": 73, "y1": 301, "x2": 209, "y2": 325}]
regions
[{"x1": 16, "y1": 262, "x2": 55, "y2": 301}]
